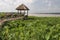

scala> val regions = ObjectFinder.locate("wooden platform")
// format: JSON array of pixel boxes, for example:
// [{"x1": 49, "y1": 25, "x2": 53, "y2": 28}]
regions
[{"x1": 0, "y1": 17, "x2": 24, "y2": 27}]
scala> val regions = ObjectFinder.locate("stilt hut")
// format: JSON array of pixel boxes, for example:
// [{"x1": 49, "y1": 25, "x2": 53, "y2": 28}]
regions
[{"x1": 16, "y1": 4, "x2": 29, "y2": 17}]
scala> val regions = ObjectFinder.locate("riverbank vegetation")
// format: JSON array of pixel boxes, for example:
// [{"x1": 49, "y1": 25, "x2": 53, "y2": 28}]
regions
[{"x1": 0, "y1": 16, "x2": 60, "y2": 40}]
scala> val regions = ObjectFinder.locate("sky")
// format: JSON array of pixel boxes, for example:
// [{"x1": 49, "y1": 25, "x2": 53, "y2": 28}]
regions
[{"x1": 0, "y1": 0, "x2": 60, "y2": 13}]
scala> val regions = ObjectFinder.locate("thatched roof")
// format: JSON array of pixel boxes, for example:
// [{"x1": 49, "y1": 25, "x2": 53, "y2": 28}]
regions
[{"x1": 16, "y1": 4, "x2": 29, "y2": 10}]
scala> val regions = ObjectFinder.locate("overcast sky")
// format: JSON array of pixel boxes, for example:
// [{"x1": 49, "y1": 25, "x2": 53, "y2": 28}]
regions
[{"x1": 0, "y1": 0, "x2": 60, "y2": 13}]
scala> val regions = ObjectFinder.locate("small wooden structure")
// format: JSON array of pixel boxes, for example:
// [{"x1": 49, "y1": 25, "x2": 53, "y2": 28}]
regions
[{"x1": 16, "y1": 4, "x2": 29, "y2": 16}]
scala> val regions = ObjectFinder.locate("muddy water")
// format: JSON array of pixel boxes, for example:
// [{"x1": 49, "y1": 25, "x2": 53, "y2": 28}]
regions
[{"x1": 29, "y1": 13, "x2": 60, "y2": 17}]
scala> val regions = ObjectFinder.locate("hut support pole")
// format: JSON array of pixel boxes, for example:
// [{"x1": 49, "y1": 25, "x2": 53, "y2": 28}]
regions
[
  {"x1": 27, "y1": 10, "x2": 28, "y2": 16},
  {"x1": 20, "y1": 10, "x2": 21, "y2": 14},
  {"x1": 18, "y1": 10, "x2": 19, "y2": 14},
  {"x1": 24, "y1": 10, "x2": 25, "y2": 16}
]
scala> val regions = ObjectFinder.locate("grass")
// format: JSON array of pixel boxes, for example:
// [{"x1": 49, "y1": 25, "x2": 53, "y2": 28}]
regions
[{"x1": 0, "y1": 16, "x2": 60, "y2": 40}]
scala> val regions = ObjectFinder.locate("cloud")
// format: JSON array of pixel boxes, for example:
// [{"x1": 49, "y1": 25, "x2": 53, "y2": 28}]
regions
[
  {"x1": 24, "y1": 0, "x2": 34, "y2": 3},
  {"x1": 43, "y1": 0, "x2": 52, "y2": 8},
  {"x1": 40, "y1": 0, "x2": 60, "y2": 10},
  {"x1": 0, "y1": 0, "x2": 60, "y2": 13},
  {"x1": 3, "y1": 0, "x2": 35, "y2": 5},
  {"x1": 0, "y1": 0, "x2": 36, "y2": 12},
  {"x1": 30, "y1": 0, "x2": 60, "y2": 13}
]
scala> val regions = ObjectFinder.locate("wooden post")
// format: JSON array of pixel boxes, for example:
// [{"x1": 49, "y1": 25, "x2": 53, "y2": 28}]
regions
[
  {"x1": 24, "y1": 10, "x2": 25, "y2": 16},
  {"x1": 20, "y1": 10, "x2": 21, "y2": 14},
  {"x1": 27, "y1": 10, "x2": 28, "y2": 16},
  {"x1": 18, "y1": 10, "x2": 19, "y2": 13}
]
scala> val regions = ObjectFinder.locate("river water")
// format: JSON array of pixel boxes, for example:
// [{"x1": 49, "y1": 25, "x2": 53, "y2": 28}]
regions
[{"x1": 29, "y1": 13, "x2": 60, "y2": 17}]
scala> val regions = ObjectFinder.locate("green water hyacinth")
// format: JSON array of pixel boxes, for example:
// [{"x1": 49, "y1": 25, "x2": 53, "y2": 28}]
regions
[{"x1": 0, "y1": 16, "x2": 60, "y2": 40}]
